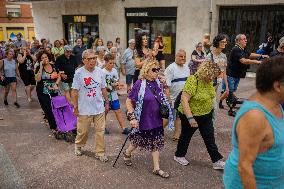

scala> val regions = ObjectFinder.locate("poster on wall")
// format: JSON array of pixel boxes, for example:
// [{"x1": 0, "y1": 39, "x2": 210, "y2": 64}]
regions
[
  {"x1": 163, "y1": 36, "x2": 171, "y2": 54},
  {"x1": 7, "y1": 29, "x2": 25, "y2": 41}
]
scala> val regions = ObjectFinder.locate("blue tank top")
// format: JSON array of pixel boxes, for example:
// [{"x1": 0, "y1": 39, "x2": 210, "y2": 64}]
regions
[
  {"x1": 3, "y1": 59, "x2": 16, "y2": 77},
  {"x1": 224, "y1": 101, "x2": 284, "y2": 189}
]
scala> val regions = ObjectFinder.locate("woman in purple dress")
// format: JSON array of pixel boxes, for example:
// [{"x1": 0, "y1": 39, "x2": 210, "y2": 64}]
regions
[{"x1": 124, "y1": 58, "x2": 173, "y2": 178}]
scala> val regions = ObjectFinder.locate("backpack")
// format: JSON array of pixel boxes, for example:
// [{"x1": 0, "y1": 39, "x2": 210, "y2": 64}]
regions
[{"x1": 51, "y1": 96, "x2": 77, "y2": 132}]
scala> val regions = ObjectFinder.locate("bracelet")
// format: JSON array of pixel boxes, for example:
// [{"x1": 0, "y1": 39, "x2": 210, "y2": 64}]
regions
[
  {"x1": 127, "y1": 112, "x2": 136, "y2": 121},
  {"x1": 186, "y1": 115, "x2": 194, "y2": 121}
]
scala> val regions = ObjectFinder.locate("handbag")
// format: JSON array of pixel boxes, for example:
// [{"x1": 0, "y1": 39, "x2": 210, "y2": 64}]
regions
[
  {"x1": 0, "y1": 59, "x2": 7, "y2": 86},
  {"x1": 147, "y1": 82, "x2": 169, "y2": 119}
]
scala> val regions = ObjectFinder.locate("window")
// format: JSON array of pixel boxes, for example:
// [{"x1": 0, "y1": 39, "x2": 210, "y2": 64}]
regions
[{"x1": 6, "y1": 5, "x2": 21, "y2": 18}]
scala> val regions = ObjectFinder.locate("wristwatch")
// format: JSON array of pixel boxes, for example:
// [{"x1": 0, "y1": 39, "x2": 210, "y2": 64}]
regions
[{"x1": 186, "y1": 115, "x2": 194, "y2": 121}]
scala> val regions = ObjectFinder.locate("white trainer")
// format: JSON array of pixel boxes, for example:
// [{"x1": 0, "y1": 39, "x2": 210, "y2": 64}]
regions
[
  {"x1": 213, "y1": 160, "x2": 225, "y2": 170},
  {"x1": 174, "y1": 156, "x2": 189, "y2": 166}
]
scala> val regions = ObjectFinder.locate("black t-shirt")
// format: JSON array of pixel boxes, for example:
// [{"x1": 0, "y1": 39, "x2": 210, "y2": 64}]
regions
[
  {"x1": 35, "y1": 64, "x2": 59, "y2": 94},
  {"x1": 270, "y1": 50, "x2": 284, "y2": 57},
  {"x1": 55, "y1": 54, "x2": 78, "y2": 83},
  {"x1": 227, "y1": 45, "x2": 250, "y2": 78},
  {"x1": 18, "y1": 54, "x2": 34, "y2": 73}
]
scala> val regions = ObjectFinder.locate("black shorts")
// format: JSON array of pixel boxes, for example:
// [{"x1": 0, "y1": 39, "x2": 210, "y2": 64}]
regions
[{"x1": 20, "y1": 70, "x2": 36, "y2": 86}]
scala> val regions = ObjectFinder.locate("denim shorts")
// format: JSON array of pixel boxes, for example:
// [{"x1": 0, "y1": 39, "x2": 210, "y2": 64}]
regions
[
  {"x1": 126, "y1": 74, "x2": 134, "y2": 85},
  {"x1": 0, "y1": 77, "x2": 17, "y2": 86},
  {"x1": 222, "y1": 76, "x2": 240, "y2": 92},
  {"x1": 109, "y1": 99, "x2": 120, "y2": 110}
]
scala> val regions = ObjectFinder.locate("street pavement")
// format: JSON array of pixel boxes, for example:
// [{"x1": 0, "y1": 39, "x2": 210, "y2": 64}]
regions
[{"x1": 0, "y1": 76, "x2": 256, "y2": 189}]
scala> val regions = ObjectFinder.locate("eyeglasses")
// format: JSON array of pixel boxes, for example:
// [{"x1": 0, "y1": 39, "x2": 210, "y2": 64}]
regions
[
  {"x1": 197, "y1": 46, "x2": 203, "y2": 48},
  {"x1": 220, "y1": 41, "x2": 227, "y2": 44},
  {"x1": 84, "y1": 56, "x2": 97, "y2": 61},
  {"x1": 151, "y1": 67, "x2": 160, "y2": 73},
  {"x1": 178, "y1": 55, "x2": 186, "y2": 59}
]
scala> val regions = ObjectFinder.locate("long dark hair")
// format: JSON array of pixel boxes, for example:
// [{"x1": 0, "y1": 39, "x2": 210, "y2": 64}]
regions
[{"x1": 135, "y1": 32, "x2": 147, "y2": 58}]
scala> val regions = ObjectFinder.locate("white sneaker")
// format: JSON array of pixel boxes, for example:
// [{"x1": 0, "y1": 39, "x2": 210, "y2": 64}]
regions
[
  {"x1": 75, "y1": 146, "x2": 82, "y2": 156},
  {"x1": 213, "y1": 160, "x2": 225, "y2": 170},
  {"x1": 174, "y1": 156, "x2": 189, "y2": 166},
  {"x1": 28, "y1": 98, "x2": 32, "y2": 102}
]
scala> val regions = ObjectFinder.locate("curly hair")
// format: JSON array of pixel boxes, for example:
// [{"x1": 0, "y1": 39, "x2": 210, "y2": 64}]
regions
[
  {"x1": 213, "y1": 34, "x2": 228, "y2": 48},
  {"x1": 196, "y1": 60, "x2": 221, "y2": 80},
  {"x1": 139, "y1": 58, "x2": 159, "y2": 79},
  {"x1": 135, "y1": 32, "x2": 148, "y2": 58}
]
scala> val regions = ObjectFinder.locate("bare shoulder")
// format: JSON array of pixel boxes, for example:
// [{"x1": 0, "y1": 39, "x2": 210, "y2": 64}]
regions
[{"x1": 237, "y1": 109, "x2": 267, "y2": 135}]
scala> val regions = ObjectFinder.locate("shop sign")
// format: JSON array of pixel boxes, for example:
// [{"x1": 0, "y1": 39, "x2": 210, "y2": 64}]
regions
[
  {"x1": 74, "y1": 16, "x2": 86, "y2": 23},
  {"x1": 126, "y1": 12, "x2": 148, "y2": 17}
]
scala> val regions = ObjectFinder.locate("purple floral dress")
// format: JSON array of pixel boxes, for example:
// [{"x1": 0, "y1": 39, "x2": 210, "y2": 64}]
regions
[{"x1": 128, "y1": 79, "x2": 164, "y2": 152}]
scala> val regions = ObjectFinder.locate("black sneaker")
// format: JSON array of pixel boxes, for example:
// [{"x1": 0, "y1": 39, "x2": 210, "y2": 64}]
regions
[
  {"x1": 4, "y1": 99, "x2": 8, "y2": 106},
  {"x1": 228, "y1": 110, "x2": 236, "y2": 117},
  {"x1": 14, "y1": 102, "x2": 20, "y2": 108},
  {"x1": 104, "y1": 128, "x2": 110, "y2": 135}
]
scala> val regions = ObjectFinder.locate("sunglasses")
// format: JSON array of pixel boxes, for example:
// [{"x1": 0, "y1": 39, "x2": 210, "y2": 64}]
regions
[
  {"x1": 151, "y1": 67, "x2": 160, "y2": 73},
  {"x1": 85, "y1": 57, "x2": 97, "y2": 61}
]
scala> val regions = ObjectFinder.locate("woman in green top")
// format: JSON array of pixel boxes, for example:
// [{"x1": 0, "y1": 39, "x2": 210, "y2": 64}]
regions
[
  {"x1": 174, "y1": 61, "x2": 225, "y2": 170},
  {"x1": 51, "y1": 40, "x2": 64, "y2": 60}
]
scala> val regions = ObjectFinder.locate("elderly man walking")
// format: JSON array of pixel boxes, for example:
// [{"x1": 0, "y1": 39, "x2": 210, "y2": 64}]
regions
[
  {"x1": 226, "y1": 34, "x2": 268, "y2": 116},
  {"x1": 121, "y1": 39, "x2": 136, "y2": 93},
  {"x1": 71, "y1": 49, "x2": 109, "y2": 162},
  {"x1": 164, "y1": 49, "x2": 190, "y2": 141}
]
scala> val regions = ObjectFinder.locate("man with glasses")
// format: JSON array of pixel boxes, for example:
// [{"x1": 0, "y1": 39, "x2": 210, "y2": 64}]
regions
[
  {"x1": 226, "y1": 34, "x2": 269, "y2": 116},
  {"x1": 71, "y1": 49, "x2": 109, "y2": 162},
  {"x1": 165, "y1": 49, "x2": 190, "y2": 141},
  {"x1": 55, "y1": 45, "x2": 78, "y2": 103}
]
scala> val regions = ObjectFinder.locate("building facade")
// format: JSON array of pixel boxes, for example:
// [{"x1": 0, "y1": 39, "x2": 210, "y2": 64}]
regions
[
  {"x1": 0, "y1": 1, "x2": 35, "y2": 42},
  {"x1": 31, "y1": 0, "x2": 284, "y2": 63}
]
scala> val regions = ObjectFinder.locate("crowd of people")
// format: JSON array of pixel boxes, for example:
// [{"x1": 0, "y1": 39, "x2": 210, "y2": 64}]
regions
[{"x1": 0, "y1": 31, "x2": 284, "y2": 187}]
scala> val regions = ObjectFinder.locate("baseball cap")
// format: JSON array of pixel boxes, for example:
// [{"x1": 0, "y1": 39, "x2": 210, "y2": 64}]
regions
[{"x1": 64, "y1": 45, "x2": 73, "y2": 51}]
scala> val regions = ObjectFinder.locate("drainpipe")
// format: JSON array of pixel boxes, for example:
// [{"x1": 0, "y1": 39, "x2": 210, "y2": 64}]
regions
[{"x1": 209, "y1": 0, "x2": 213, "y2": 35}]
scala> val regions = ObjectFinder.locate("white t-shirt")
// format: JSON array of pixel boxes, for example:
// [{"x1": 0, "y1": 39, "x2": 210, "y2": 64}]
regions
[
  {"x1": 97, "y1": 58, "x2": 105, "y2": 69},
  {"x1": 102, "y1": 68, "x2": 119, "y2": 101},
  {"x1": 72, "y1": 66, "x2": 106, "y2": 115},
  {"x1": 164, "y1": 62, "x2": 190, "y2": 102}
]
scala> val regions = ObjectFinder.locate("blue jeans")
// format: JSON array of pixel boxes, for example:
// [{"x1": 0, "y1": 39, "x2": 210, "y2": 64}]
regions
[
  {"x1": 222, "y1": 76, "x2": 240, "y2": 92},
  {"x1": 126, "y1": 74, "x2": 134, "y2": 85}
]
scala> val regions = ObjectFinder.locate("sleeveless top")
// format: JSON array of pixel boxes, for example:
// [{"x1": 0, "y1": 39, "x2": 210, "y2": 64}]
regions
[
  {"x1": 223, "y1": 101, "x2": 284, "y2": 189},
  {"x1": 3, "y1": 58, "x2": 16, "y2": 77}
]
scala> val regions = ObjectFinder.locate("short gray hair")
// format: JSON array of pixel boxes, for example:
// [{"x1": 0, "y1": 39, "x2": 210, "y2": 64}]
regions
[
  {"x1": 235, "y1": 34, "x2": 245, "y2": 43},
  {"x1": 110, "y1": 47, "x2": 117, "y2": 52},
  {"x1": 82, "y1": 49, "x2": 96, "y2": 59},
  {"x1": 176, "y1": 49, "x2": 186, "y2": 55},
  {"x1": 128, "y1": 39, "x2": 135, "y2": 44}
]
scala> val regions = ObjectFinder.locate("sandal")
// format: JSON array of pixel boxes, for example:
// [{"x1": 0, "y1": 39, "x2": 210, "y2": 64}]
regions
[
  {"x1": 172, "y1": 137, "x2": 179, "y2": 142},
  {"x1": 123, "y1": 151, "x2": 132, "y2": 166},
  {"x1": 153, "y1": 169, "x2": 170, "y2": 178},
  {"x1": 95, "y1": 154, "x2": 109, "y2": 163}
]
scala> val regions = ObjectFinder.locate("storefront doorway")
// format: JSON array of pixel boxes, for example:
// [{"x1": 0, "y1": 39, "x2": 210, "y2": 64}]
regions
[
  {"x1": 63, "y1": 15, "x2": 99, "y2": 46},
  {"x1": 126, "y1": 7, "x2": 177, "y2": 65}
]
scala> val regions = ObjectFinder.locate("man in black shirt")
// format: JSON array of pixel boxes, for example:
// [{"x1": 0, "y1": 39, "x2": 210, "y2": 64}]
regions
[
  {"x1": 226, "y1": 34, "x2": 268, "y2": 116},
  {"x1": 55, "y1": 45, "x2": 78, "y2": 103}
]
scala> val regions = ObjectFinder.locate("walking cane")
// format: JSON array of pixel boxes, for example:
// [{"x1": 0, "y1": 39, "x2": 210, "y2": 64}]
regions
[{"x1": 112, "y1": 134, "x2": 130, "y2": 168}]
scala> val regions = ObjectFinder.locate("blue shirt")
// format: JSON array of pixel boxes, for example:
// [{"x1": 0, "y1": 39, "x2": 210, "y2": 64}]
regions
[{"x1": 224, "y1": 101, "x2": 284, "y2": 189}]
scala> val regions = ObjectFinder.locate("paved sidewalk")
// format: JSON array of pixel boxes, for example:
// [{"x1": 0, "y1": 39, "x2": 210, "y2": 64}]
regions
[{"x1": 0, "y1": 77, "x2": 256, "y2": 189}]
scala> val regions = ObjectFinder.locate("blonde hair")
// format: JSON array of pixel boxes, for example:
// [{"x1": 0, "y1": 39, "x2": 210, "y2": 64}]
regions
[
  {"x1": 139, "y1": 58, "x2": 159, "y2": 79},
  {"x1": 196, "y1": 60, "x2": 220, "y2": 80}
]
